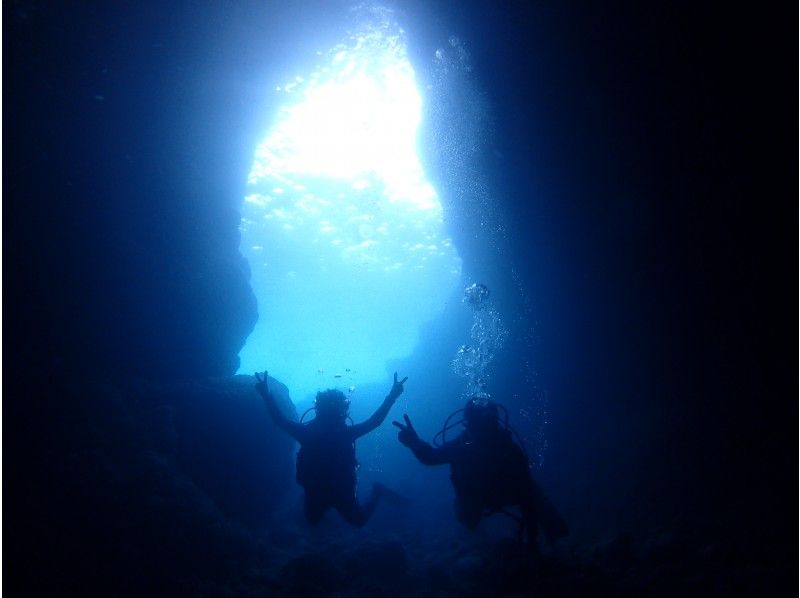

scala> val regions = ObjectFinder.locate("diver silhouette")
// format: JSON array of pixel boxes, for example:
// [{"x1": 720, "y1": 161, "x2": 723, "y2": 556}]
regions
[
  {"x1": 256, "y1": 370, "x2": 408, "y2": 527},
  {"x1": 393, "y1": 398, "x2": 568, "y2": 545}
]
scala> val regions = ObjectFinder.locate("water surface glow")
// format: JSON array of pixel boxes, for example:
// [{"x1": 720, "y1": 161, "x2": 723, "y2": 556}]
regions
[{"x1": 239, "y1": 17, "x2": 461, "y2": 403}]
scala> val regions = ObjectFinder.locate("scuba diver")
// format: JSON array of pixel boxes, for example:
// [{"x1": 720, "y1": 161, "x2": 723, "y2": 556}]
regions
[
  {"x1": 255, "y1": 370, "x2": 407, "y2": 527},
  {"x1": 393, "y1": 398, "x2": 568, "y2": 545}
]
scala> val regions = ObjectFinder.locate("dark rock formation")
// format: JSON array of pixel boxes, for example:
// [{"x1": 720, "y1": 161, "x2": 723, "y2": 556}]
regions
[
  {"x1": 5, "y1": 370, "x2": 297, "y2": 594},
  {"x1": 4, "y1": 1, "x2": 270, "y2": 379},
  {"x1": 134, "y1": 374, "x2": 297, "y2": 528},
  {"x1": 5, "y1": 4, "x2": 306, "y2": 587}
]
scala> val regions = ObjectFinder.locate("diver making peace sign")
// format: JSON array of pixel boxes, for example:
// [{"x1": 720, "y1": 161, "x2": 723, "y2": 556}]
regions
[{"x1": 257, "y1": 370, "x2": 408, "y2": 526}]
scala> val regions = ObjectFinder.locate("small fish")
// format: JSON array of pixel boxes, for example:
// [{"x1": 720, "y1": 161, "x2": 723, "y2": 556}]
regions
[
  {"x1": 317, "y1": 369, "x2": 324, "y2": 374},
  {"x1": 345, "y1": 368, "x2": 351, "y2": 372},
  {"x1": 348, "y1": 386, "x2": 356, "y2": 393},
  {"x1": 334, "y1": 374, "x2": 342, "y2": 378}
]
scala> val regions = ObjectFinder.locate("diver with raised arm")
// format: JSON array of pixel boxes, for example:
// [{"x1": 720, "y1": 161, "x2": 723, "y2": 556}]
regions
[
  {"x1": 256, "y1": 370, "x2": 408, "y2": 527},
  {"x1": 394, "y1": 397, "x2": 568, "y2": 546}
]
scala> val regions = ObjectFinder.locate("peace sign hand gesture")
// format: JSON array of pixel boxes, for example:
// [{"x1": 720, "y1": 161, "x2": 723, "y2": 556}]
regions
[
  {"x1": 388, "y1": 372, "x2": 408, "y2": 401},
  {"x1": 392, "y1": 414, "x2": 419, "y2": 447},
  {"x1": 254, "y1": 370, "x2": 269, "y2": 396}
]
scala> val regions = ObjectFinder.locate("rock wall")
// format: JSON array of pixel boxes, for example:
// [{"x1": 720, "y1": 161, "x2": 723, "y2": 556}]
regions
[
  {"x1": 6, "y1": 370, "x2": 297, "y2": 594},
  {"x1": 133, "y1": 374, "x2": 298, "y2": 527},
  {"x1": 6, "y1": 1, "x2": 281, "y2": 379}
]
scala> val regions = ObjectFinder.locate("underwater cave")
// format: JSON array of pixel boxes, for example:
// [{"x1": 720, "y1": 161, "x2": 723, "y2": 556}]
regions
[{"x1": 7, "y1": 1, "x2": 792, "y2": 595}]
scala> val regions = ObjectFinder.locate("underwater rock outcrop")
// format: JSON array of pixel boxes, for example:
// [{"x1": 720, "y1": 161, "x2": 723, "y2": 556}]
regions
[
  {"x1": 7, "y1": 370, "x2": 297, "y2": 594},
  {"x1": 132, "y1": 374, "x2": 297, "y2": 527},
  {"x1": 6, "y1": 1, "x2": 260, "y2": 382}
]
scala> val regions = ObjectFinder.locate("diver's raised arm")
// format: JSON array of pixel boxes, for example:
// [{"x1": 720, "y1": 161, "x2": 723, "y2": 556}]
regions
[
  {"x1": 349, "y1": 372, "x2": 407, "y2": 439},
  {"x1": 255, "y1": 371, "x2": 305, "y2": 442},
  {"x1": 393, "y1": 414, "x2": 452, "y2": 465}
]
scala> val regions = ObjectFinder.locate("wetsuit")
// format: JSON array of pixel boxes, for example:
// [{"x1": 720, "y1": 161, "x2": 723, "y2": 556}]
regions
[
  {"x1": 405, "y1": 427, "x2": 567, "y2": 542},
  {"x1": 263, "y1": 393, "x2": 397, "y2": 526}
]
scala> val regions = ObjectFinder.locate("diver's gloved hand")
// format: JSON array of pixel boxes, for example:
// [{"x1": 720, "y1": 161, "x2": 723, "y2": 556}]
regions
[
  {"x1": 392, "y1": 414, "x2": 419, "y2": 447},
  {"x1": 254, "y1": 370, "x2": 270, "y2": 397},
  {"x1": 387, "y1": 372, "x2": 408, "y2": 401}
]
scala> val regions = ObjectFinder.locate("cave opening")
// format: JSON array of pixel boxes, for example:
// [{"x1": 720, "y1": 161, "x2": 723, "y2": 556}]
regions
[{"x1": 237, "y1": 14, "x2": 462, "y2": 404}]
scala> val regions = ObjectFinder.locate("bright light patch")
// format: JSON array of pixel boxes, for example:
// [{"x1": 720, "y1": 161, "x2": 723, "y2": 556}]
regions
[{"x1": 238, "y1": 17, "x2": 461, "y2": 403}]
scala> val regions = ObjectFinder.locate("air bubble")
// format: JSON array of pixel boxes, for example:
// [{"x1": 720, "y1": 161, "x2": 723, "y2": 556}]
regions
[{"x1": 452, "y1": 283, "x2": 507, "y2": 400}]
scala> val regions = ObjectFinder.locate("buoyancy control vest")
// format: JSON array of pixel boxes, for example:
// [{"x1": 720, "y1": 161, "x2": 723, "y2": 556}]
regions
[{"x1": 295, "y1": 419, "x2": 357, "y2": 491}]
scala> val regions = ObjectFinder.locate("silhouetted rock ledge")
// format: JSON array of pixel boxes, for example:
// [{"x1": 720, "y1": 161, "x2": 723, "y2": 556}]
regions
[
  {"x1": 8, "y1": 371, "x2": 298, "y2": 595},
  {"x1": 130, "y1": 374, "x2": 298, "y2": 528}
]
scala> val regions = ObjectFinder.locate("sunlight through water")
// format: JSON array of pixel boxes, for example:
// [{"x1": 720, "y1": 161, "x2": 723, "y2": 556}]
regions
[{"x1": 238, "y1": 14, "x2": 462, "y2": 403}]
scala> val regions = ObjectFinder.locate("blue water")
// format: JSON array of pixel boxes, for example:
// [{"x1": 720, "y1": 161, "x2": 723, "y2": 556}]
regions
[{"x1": 237, "y1": 15, "x2": 464, "y2": 405}]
